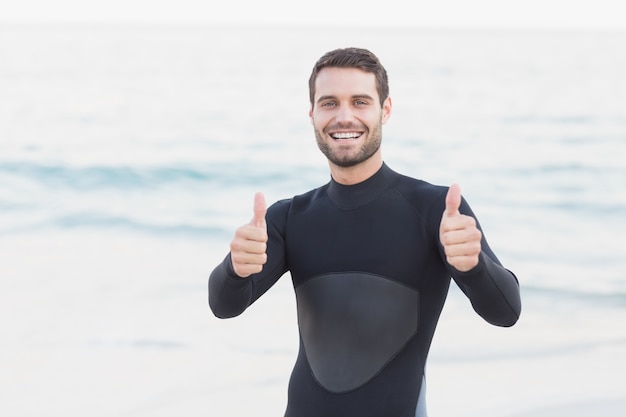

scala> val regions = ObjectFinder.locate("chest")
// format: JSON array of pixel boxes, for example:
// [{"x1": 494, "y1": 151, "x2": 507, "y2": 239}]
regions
[{"x1": 285, "y1": 192, "x2": 438, "y2": 286}]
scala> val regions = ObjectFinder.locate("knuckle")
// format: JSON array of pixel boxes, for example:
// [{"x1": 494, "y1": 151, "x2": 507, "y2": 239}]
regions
[{"x1": 230, "y1": 240, "x2": 242, "y2": 252}]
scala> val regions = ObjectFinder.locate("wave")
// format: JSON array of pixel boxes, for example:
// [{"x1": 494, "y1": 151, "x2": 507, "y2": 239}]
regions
[
  {"x1": 0, "y1": 161, "x2": 315, "y2": 190},
  {"x1": 0, "y1": 211, "x2": 232, "y2": 240},
  {"x1": 0, "y1": 161, "x2": 208, "y2": 189},
  {"x1": 55, "y1": 213, "x2": 217, "y2": 235}
]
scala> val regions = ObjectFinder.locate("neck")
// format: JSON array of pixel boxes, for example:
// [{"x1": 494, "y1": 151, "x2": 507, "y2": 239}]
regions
[{"x1": 328, "y1": 152, "x2": 383, "y2": 185}]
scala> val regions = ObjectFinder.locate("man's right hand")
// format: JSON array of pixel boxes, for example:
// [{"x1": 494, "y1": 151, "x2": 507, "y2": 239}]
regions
[{"x1": 230, "y1": 192, "x2": 268, "y2": 278}]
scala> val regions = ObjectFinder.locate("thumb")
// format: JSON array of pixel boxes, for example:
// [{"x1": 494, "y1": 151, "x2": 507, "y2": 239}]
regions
[
  {"x1": 252, "y1": 192, "x2": 267, "y2": 228},
  {"x1": 444, "y1": 183, "x2": 462, "y2": 217}
]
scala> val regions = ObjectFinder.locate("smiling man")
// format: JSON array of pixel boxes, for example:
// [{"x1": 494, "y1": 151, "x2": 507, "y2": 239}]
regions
[
  {"x1": 310, "y1": 65, "x2": 389, "y2": 181},
  {"x1": 209, "y1": 47, "x2": 521, "y2": 417}
]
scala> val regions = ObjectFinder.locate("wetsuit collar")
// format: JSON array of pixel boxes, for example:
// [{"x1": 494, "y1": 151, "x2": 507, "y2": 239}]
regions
[{"x1": 327, "y1": 163, "x2": 395, "y2": 209}]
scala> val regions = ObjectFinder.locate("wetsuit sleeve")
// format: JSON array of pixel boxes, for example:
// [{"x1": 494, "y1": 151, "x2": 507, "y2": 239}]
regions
[
  {"x1": 451, "y1": 250, "x2": 521, "y2": 327},
  {"x1": 438, "y1": 194, "x2": 522, "y2": 327},
  {"x1": 209, "y1": 199, "x2": 290, "y2": 319}
]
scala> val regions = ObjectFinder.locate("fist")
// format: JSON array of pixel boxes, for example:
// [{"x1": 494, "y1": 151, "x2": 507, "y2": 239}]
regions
[
  {"x1": 230, "y1": 192, "x2": 268, "y2": 278},
  {"x1": 439, "y1": 184, "x2": 482, "y2": 272}
]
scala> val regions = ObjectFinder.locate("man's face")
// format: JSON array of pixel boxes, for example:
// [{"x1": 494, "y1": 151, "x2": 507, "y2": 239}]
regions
[{"x1": 309, "y1": 67, "x2": 391, "y2": 168}]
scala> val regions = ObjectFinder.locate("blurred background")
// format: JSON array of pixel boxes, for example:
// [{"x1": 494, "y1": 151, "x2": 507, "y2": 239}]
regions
[{"x1": 1, "y1": 1, "x2": 625, "y2": 416}]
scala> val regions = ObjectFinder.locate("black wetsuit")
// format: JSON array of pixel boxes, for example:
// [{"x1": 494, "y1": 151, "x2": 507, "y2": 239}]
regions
[{"x1": 209, "y1": 163, "x2": 521, "y2": 417}]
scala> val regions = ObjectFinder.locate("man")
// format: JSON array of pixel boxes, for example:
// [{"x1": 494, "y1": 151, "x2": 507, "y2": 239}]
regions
[{"x1": 209, "y1": 47, "x2": 521, "y2": 417}]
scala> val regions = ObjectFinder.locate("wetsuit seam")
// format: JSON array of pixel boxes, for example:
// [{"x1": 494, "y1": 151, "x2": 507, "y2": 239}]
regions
[
  {"x1": 298, "y1": 270, "x2": 418, "y2": 290},
  {"x1": 218, "y1": 278, "x2": 252, "y2": 314},
  {"x1": 483, "y1": 265, "x2": 521, "y2": 324},
  {"x1": 210, "y1": 255, "x2": 252, "y2": 317},
  {"x1": 391, "y1": 185, "x2": 445, "y2": 253},
  {"x1": 457, "y1": 255, "x2": 520, "y2": 325},
  {"x1": 390, "y1": 187, "x2": 428, "y2": 223}
]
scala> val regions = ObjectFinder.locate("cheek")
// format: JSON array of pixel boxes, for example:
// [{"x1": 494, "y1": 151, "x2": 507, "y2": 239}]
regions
[{"x1": 311, "y1": 112, "x2": 331, "y2": 130}]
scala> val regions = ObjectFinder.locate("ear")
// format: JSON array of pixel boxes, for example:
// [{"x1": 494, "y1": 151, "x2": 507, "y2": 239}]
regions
[
  {"x1": 381, "y1": 97, "x2": 392, "y2": 124},
  {"x1": 309, "y1": 106, "x2": 314, "y2": 123}
]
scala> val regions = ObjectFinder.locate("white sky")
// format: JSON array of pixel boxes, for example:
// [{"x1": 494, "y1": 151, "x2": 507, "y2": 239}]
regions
[{"x1": 1, "y1": 0, "x2": 624, "y2": 31}]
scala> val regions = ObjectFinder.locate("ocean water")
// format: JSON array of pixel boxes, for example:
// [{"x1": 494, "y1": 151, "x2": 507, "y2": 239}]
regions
[{"x1": 1, "y1": 24, "x2": 625, "y2": 416}]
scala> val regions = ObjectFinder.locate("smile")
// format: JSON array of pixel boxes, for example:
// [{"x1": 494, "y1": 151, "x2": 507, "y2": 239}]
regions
[{"x1": 330, "y1": 132, "x2": 363, "y2": 140}]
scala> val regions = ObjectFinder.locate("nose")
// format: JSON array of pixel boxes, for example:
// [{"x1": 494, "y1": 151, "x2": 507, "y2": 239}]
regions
[{"x1": 335, "y1": 103, "x2": 355, "y2": 123}]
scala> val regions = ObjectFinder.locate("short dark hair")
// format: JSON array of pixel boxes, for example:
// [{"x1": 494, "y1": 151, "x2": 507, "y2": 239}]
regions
[{"x1": 308, "y1": 47, "x2": 389, "y2": 107}]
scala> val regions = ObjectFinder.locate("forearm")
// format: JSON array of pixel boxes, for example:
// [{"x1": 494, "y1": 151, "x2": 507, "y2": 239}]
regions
[
  {"x1": 453, "y1": 252, "x2": 521, "y2": 327},
  {"x1": 208, "y1": 254, "x2": 254, "y2": 319}
]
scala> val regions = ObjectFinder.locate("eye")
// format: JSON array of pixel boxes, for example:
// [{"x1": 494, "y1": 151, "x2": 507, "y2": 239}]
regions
[
  {"x1": 354, "y1": 99, "x2": 368, "y2": 106},
  {"x1": 321, "y1": 101, "x2": 336, "y2": 107}
]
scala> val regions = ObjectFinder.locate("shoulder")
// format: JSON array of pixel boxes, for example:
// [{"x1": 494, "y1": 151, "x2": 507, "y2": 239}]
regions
[
  {"x1": 391, "y1": 170, "x2": 478, "y2": 220},
  {"x1": 391, "y1": 171, "x2": 448, "y2": 212},
  {"x1": 267, "y1": 197, "x2": 292, "y2": 220},
  {"x1": 290, "y1": 183, "x2": 330, "y2": 214},
  {"x1": 265, "y1": 182, "x2": 329, "y2": 221}
]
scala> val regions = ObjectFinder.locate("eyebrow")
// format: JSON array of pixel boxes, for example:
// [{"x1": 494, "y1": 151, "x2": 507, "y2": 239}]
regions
[{"x1": 316, "y1": 94, "x2": 375, "y2": 105}]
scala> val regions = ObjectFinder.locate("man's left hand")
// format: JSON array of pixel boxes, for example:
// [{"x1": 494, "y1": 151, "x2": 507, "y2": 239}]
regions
[{"x1": 439, "y1": 184, "x2": 482, "y2": 272}]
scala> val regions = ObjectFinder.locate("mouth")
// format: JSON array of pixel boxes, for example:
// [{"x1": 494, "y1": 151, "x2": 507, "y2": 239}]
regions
[{"x1": 329, "y1": 131, "x2": 364, "y2": 140}]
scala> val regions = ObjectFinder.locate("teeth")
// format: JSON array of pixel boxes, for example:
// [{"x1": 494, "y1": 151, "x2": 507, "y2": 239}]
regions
[{"x1": 331, "y1": 132, "x2": 361, "y2": 139}]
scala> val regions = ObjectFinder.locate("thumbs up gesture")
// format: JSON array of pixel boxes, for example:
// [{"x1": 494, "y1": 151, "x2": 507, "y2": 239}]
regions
[
  {"x1": 439, "y1": 184, "x2": 482, "y2": 272},
  {"x1": 230, "y1": 192, "x2": 269, "y2": 278}
]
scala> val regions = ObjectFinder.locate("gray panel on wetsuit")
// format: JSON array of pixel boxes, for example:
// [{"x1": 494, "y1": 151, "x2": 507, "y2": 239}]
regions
[{"x1": 296, "y1": 272, "x2": 419, "y2": 393}]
